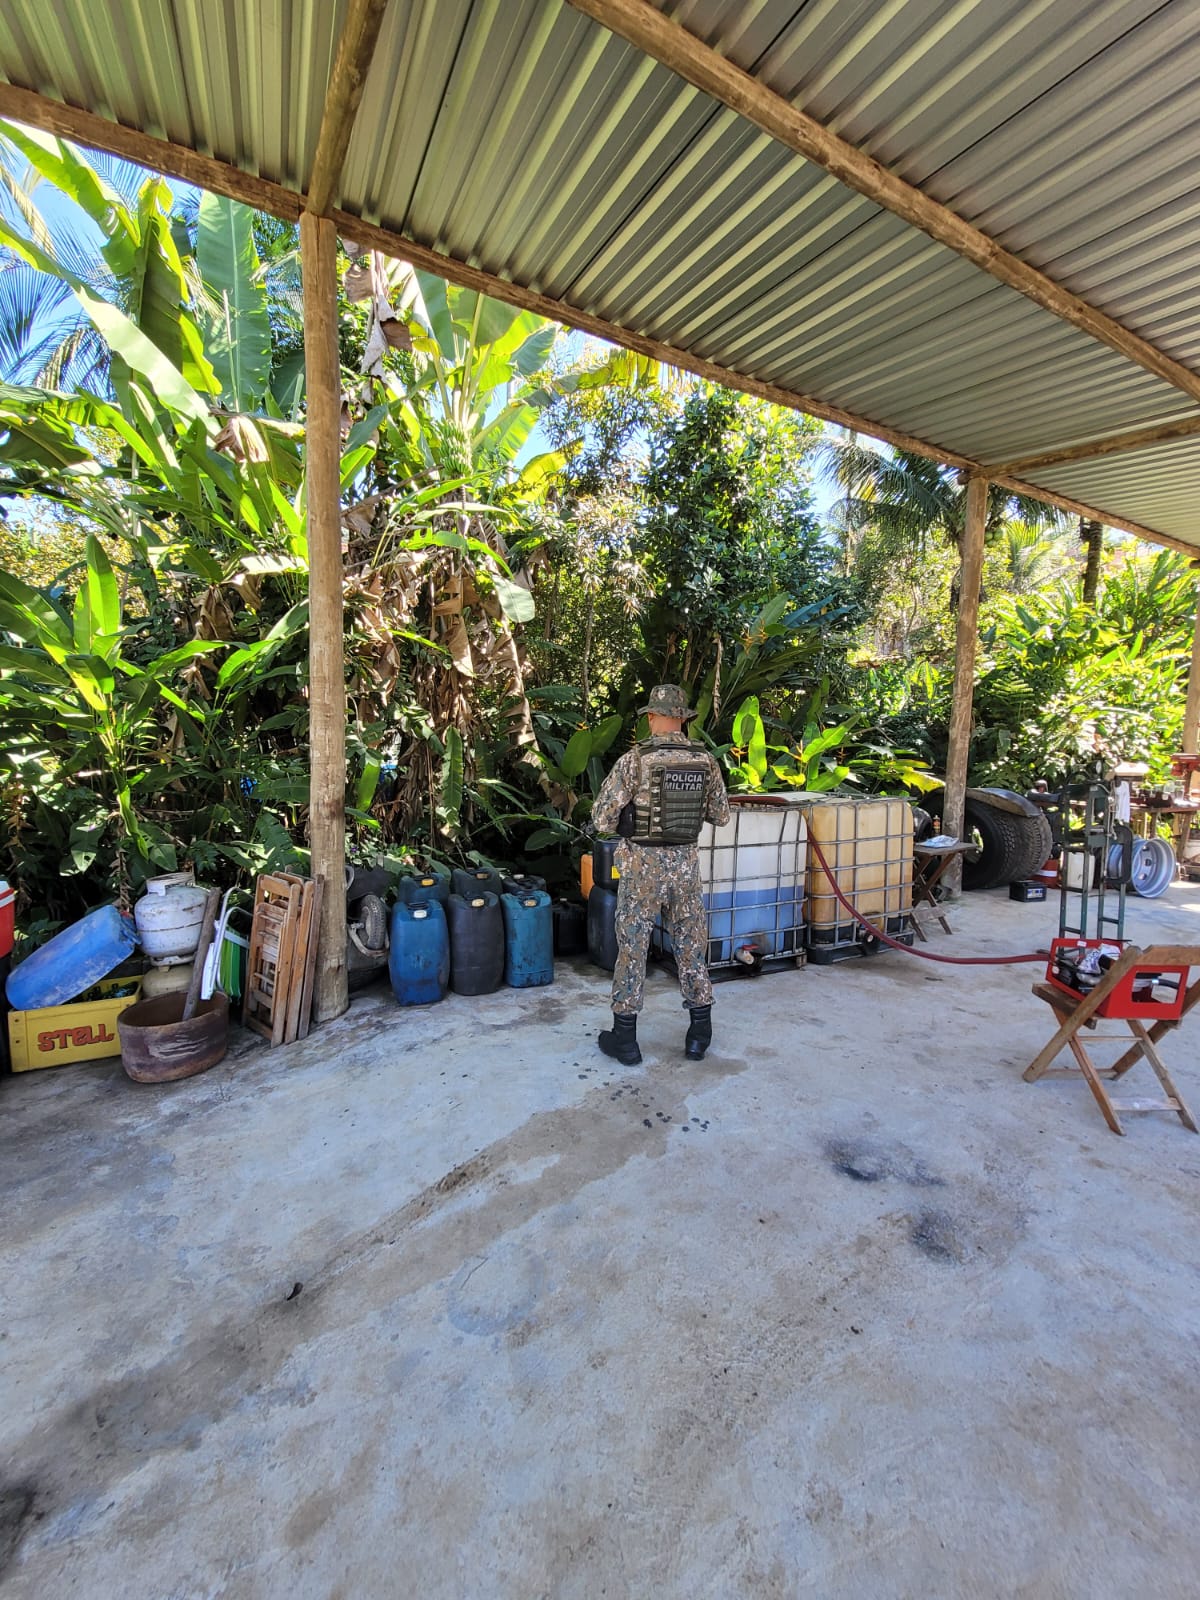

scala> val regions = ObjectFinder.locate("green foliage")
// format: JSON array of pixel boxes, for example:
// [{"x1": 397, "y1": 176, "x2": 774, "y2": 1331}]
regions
[
  {"x1": 818, "y1": 433, "x2": 1071, "y2": 662},
  {"x1": 722, "y1": 690, "x2": 936, "y2": 797},
  {"x1": 196, "y1": 193, "x2": 272, "y2": 410},
  {"x1": 851, "y1": 547, "x2": 1199, "y2": 792},
  {"x1": 439, "y1": 727, "x2": 464, "y2": 836},
  {"x1": 1099, "y1": 547, "x2": 1199, "y2": 642},
  {"x1": 969, "y1": 582, "x2": 1193, "y2": 786},
  {"x1": 1, "y1": 134, "x2": 1193, "y2": 919},
  {"x1": 0, "y1": 532, "x2": 225, "y2": 897},
  {"x1": 636, "y1": 389, "x2": 837, "y2": 689}
]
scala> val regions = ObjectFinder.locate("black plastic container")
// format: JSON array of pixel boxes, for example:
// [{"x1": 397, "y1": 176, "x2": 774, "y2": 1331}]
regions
[
  {"x1": 592, "y1": 838, "x2": 620, "y2": 889},
  {"x1": 451, "y1": 866, "x2": 503, "y2": 899},
  {"x1": 447, "y1": 891, "x2": 505, "y2": 996},
  {"x1": 501, "y1": 872, "x2": 547, "y2": 898},
  {"x1": 552, "y1": 898, "x2": 588, "y2": 956},
  {"x1": 587, "y1": 884, "x2": 619, "y2": 971}
]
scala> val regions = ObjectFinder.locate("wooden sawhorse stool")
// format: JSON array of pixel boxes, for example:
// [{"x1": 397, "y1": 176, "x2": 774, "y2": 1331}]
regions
[{"x1": 1024, "y1": 944, "x2": 1200, "y2": 1135}]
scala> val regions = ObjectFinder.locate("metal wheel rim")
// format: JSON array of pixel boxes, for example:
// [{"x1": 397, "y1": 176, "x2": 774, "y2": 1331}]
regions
[
  {"x1": 1129, "y1": 837, "x2": 1175, "y2": 898},
  {"x1": 1106, "y1": 842, "x2": 1127, "y2": 885}
]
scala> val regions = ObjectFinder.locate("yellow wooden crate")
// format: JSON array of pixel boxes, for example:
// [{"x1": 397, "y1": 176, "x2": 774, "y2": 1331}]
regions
[{"x1": 8, "y1": 977, "x2": 143, "y2": 1072}]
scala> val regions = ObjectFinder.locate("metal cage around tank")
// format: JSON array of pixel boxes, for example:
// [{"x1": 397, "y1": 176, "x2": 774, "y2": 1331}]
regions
[
  {"x1": 798, "y1": 796, "x2": 915, "y2": 964},
  {"x1": 651, "y1": 799, "x2": 808, "y2": 974}
]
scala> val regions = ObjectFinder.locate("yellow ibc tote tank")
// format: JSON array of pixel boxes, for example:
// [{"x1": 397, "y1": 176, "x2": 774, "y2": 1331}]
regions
[{"x1": 799, "y1": 796, "x2": 914, "y2": 963}]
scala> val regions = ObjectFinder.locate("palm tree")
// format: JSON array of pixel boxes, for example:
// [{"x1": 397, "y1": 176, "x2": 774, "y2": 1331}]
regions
[
  {"x1": 0, "y1": 130, "x2": 144, "y2": 390},
  {"x1": 814, "y1": 431, "x2": 1069, "y2": 656},
  {"x1": 1078, "y1": 516, "x2": 1104, "y2": 604},
  {"x1": 816, "y1": 432, "x2": 1066, "y2": 560},
  {"x1": 0, "y1": 122, "x2": 300, "y2": 420},
  {"x1": 998, "y1": 521, "x2": 1079, "y2": 596}
]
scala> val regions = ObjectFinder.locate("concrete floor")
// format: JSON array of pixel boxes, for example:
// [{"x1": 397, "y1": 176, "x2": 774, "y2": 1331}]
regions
[{"x1": 3, "y1": 883, "x2": 1200, "y2": 1598}]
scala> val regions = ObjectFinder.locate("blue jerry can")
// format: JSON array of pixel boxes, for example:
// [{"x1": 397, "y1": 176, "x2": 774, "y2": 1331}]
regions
[
  {"x1": 396, "y1": 871, "x2": 450, "y2": 907},
  {"x1": 5, "y1": 904, "x2": 137, "y2": 1011},
  {"x1": 501, "y1": 891, "x2": 554, "y2": 988},
  {"x1": 389, "y1": 899, "x2": 450, "y2": 1005}
]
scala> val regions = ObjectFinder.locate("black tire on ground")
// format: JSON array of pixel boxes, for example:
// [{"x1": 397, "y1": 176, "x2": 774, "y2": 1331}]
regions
[
  {"x1": 961, "y1": 802, "x2": 1052, "y2": 891},
  {"x1": 1010, "y1": 809, "x2": 1054, "y2": 883}
]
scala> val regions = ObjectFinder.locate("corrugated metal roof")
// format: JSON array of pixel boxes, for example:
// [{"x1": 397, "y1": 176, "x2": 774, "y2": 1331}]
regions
[
  {"x1": 3, "y1": 0, "x2": 1200, "y2": 550},
  {"x1": 0, "y1": 0, "x2": 344, "y2": 190},
  {"x1": 1029, "y1": 436, "x2": 1200, "y2": 548}
]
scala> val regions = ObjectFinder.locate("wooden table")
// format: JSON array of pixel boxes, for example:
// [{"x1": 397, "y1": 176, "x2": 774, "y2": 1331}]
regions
[
  {"x1": 1131, "y1": 802, "x2": 1199, "y2": 866},
  {"x1": 911, "y1": 840, "x2": 978, "y2": 939}
]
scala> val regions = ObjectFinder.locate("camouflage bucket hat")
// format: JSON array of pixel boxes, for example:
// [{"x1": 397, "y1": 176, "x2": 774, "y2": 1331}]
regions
[{"x1": 639, "y1": 684, "x2": 696, "y2": 721}]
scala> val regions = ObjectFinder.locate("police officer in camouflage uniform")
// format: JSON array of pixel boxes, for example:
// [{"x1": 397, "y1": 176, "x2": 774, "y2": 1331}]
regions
[{"x1": 591, "y1": 685, "x2": 730, "y2": 1066}]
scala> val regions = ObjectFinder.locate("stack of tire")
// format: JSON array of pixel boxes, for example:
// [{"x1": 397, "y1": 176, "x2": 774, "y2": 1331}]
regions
[{"x1": 923, "y1": 787, "x2": 1054, "y2": 892}]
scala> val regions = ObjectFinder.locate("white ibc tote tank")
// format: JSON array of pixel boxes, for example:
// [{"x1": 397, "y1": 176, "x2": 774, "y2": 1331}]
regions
[{"x1": 693, "y1": 798, "x2": 807, "y2": 964}]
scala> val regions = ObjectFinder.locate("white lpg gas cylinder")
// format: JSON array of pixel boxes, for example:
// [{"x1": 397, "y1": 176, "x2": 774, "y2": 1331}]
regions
[{"x1": 134, "y1": 872, "x2": 209, "y2": 965}]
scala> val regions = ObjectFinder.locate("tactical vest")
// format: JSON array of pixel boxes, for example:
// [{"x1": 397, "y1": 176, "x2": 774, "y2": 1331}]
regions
[{"x1": 623, "y1": 739, "x2": 712, "y2": 845}]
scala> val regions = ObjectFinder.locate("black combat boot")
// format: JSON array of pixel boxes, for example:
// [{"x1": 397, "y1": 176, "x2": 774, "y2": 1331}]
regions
[
  {"x1": 598, "y1": 1012, "x2": 642, "y2": 1066},
  {"x1": 684, "y1": 1005, "x2": 712, "y2": 1060}
]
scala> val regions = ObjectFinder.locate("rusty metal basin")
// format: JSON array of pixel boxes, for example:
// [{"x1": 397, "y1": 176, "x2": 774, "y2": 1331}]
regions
[{"x1": 117, "y1": 992, "x2": 230, "y2": 1083}]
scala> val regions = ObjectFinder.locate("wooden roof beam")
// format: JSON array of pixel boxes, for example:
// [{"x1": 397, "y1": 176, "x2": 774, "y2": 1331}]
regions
[
  {"x1": 985, "y1": 415, "x2": 1200, "y2": 477},
  {"x1": 334, "y1": 210, "x2": 1200, "y2": 561},
  {"x1": 0, "y1": 82, "x2": 305, "y2": 219},
  {"x1": 306, "y1": 0, "x2": 391, "y2": 217},
  {"x1": 564, "y1": 0, "x2": 1200, "y2": 410}
]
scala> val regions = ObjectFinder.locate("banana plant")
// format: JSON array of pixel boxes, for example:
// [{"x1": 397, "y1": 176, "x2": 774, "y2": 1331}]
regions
[
  {"x1": 522, "y1": 713, "x2": 627, "y2": 839},
  {"x1": 371, "y1": 265, "x2": 661, "y2": 495},
  {"x1": 0, "y1": 122, "x2": 218, "y2": 416},
  {"x1": 0, "y1": 534, "x2": 224, "y2": 879},
  {"x1": 0, "y1": 377, "x2": 309, "y2": 587},
  {"x1": 194, "y1": 192, "x2": 273, "y2": 413},
  {"x1": 1, "y1": 123, "x2": 292, "y2": 423}
]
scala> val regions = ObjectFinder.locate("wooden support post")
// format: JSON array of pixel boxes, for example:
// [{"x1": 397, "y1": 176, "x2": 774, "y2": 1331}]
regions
[
  {"x1": 1184, "y1": 583, "x2": 1200, "y2": 756},
  {"x1": 293, "y1": 0, "x2": 389, "y2": 1023},
  {"x1": 300, "y1": 210, "x2": 348, "y2": 1021},
  {"x1": 941, "y1": 475, "x2": 988, "y2": 895}
]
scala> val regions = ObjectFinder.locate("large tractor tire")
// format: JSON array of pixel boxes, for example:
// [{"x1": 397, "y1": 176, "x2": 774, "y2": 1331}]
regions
[
  {"x1": 960, "y1": 800, "x2": 1052, "y2": 890},
  {"x1": 925, "y1": 788, "x2": 1053, "y2": 890}
]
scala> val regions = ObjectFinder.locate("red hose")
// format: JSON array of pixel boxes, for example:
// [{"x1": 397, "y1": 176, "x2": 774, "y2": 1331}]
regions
[{"x1": 806, "y1": 834, "x2": 1047, "y2": 967}]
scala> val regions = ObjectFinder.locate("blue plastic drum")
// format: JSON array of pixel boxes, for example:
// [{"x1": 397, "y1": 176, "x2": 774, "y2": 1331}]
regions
[{"x1": 5, "y1": 904, "x2": 137, "y2": 1010}]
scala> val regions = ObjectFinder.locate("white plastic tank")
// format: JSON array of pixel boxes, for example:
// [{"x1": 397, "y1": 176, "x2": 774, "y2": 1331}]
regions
[
  {"x1": 696, "y1": 798, "x2": 808, "y2": 960},
  {"x1": 134, "y1": 872, "x2": 209, "y2": 966}
]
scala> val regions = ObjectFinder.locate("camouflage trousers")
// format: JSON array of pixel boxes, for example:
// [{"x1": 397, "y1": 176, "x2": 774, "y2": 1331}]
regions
[{"x1": 611, "y1": 840, "x2": 713, "y2": 1016}]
